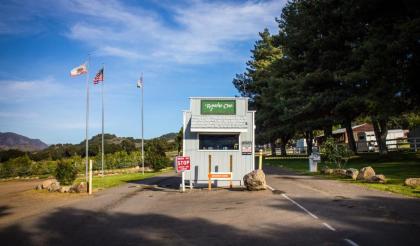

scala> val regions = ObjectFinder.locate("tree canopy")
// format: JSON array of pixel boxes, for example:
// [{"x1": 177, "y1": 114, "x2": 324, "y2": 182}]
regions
[{"x1": 234, "y1": 0, "x2": 420, "y2": 155}]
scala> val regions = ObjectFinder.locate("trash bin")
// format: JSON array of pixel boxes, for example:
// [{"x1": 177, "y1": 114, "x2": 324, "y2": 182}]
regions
[{"x1": 308, "y1": 153, "x2": 320, "y2": 172}]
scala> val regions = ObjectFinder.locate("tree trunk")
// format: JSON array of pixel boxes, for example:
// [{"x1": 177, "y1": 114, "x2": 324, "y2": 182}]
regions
[
  {"x1": 280, "y1": 136, "x2": 290, "y2": 157},
  {"x1": 270, "y1": 139, "x2": 276, "y2": 156},
  {"x1": 371, "y1": 116, "x2": 388, "y2": 155},
  {"x1": 304, "y1": 130, "x2": 313, "y2": 156},
  {"x1": 344, "y1": 119, "x2": 357, "y2": 154},
  {"x1": 280, "y1": 143, "x2": 287, "y2": 156}
]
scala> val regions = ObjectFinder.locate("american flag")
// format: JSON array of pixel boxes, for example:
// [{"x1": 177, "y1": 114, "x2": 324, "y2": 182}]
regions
[{"x1": 93, "y1": 68, "x2": 104, "y2": 84}]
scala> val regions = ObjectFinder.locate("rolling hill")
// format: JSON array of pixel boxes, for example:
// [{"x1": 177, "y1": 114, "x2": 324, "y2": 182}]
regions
[{"x1": 0, "y1": 132, "x2": 48, "y2": 151}]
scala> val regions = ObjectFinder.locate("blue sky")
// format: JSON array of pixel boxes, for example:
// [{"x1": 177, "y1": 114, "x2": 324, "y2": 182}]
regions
[{"x1": 0, "y1": 0, "x2": 285, "y2": 144}]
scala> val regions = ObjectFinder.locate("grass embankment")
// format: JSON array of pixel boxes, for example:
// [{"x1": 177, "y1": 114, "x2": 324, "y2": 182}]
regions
[
  {"x1": 265, "y1": 152, "x2": 420, "y2": 198},
  {"x1": 75, "y1": 168, "x2": 173, "y2": 190}
]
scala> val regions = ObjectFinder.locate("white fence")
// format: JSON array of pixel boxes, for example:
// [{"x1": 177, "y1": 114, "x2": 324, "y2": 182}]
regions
[
  {"x1": 355, "y1": 137, "x2": 420, "y2": 153},
  {"x1": 267, "y1": 137, "x2": 420, "y2": 155}
]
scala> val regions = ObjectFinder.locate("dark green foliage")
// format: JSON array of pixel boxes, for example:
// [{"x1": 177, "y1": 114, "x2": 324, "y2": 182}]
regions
[
  {"x1": 233, "y1": 0, "x2": 420, "y2": 156},
  {"x1": 322, "y1": 138, "x2": 353, "y2": 169},
  {"x1": 145, "y1": 140, "x2": 171, "y2": 171},
  {"x1": 0, "y1": 132, "x2": 178, "y2": 178},
  {"x1": 55, "y1": 159, "x2": 78, "y2": 185},
  {"x1": 0, "y1": 149, "x2": 26, "y2": 162},
  {"x1": 175, "y1": 127, "x2": 183, "y2": 155},
  {"x1": 0, "y1": 155, "x2": 33, "y2": 178}
]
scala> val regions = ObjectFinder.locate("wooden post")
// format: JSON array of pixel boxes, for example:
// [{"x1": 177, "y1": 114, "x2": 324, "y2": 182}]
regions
[
  {"x1": 88, "y1": 159, "x2": 93, "y2": 195},
  {"x1": 259, "y1": 149, "x2": 263, "y2": 170},
  {"x1": 208, "y1": 155, "x2": 212, "y2": 190},
  {"x1": 229, "y1": 155, "x2": 233, "y2": 188}
]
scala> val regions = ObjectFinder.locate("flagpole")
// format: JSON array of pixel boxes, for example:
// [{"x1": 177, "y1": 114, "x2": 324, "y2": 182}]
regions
[
  {"x1": 85, "y1": 55, "x2": 91, "y2": 183},
  {"x1": 101, "y1": 64, "x2": 105, "y2": 177},
  {"x1": 141, "y1": 74, "x2": 144, "y2": 175}
]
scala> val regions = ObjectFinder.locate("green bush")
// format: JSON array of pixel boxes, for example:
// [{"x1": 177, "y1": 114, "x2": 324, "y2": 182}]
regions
[
  {"x1": 0, "y1": 155, "x2": 33, "y2": 178},
  {"x1": 322, "y1": 137, "x2": 353, "y2": 168},
  {"x1": 145, "y1": 140, "x2": 170, "y2": 171},
  {"x1": 55, "y1": 159, "x2": 78, "y2": 185}
]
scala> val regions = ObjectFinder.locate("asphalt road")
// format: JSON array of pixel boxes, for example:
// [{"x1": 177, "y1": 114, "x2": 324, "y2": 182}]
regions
[{"x1": 1, "y1": 167, "x2": 419, "y2": 246}]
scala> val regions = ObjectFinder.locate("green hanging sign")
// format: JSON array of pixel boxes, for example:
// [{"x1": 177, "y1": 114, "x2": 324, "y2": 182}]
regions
[{"x1": 201, "y1": 100, "x2": 236, "y2": 115}]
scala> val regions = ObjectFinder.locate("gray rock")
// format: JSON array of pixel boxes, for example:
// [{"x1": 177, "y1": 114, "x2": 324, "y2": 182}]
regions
[
  {"x1": 370, "y1": 174, "x2": 386, "y2": 183},
  {"x1": 320, "y1": 166, "x2": 334, "y2": 175},
  {"x1": 48, "y1": 181, "x2": 61, "y2": 192},
  {"x1": 42, "y1": 179, "x2": 57, "y2": 189},
  {"x1": 404, "y1": 178, "x2": 420, "y2": 187},
  {"x1": 243, "y1": 169, "x2": 266, "y2": 191},
  {"x1": 333, "y1": 169, "x2": 347, "y2": 176},
  {"x1": 357, "y1": 166, "x2": 375, "y2": 181},
  {"x1": 346, "y1": 168, "x2": 359, "y2": 180},
  {"x1": 71, "y1": 182, "x2": 86, "y2": 193},
  {"x1": 59, "y1": 186, "x2": 71, "y2": 193}
]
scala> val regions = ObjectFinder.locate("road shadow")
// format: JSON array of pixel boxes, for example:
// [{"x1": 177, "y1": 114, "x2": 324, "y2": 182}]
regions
[
  {"x1": 0, "y1": 206, "x2": 12, "y2": 218},
  {"x1": 267, "y1": 194, "x2": 420, "y2": 245},
  {"x1": 0, "y1": 207, "x2": 343, "y2": 246},
  {"x1": 130, "y1": 175, "x2": 181, "y2": 191}
]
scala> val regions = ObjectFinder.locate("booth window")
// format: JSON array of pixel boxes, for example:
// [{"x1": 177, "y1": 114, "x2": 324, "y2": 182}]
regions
[{"x1": 199, "y1": 134, "x2": 239, "y2": 150}]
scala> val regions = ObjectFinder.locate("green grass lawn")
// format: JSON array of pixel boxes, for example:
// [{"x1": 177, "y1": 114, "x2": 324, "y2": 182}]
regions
[
  {"x1": 75, "y1": 168, "x2": 173, "y2": 190},
  {"x1": 264, "y1": 152, "x2": 420, "y2": 198}
]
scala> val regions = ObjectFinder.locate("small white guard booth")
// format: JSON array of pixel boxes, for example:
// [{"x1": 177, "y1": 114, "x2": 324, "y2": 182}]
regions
[{"x1": 183, "y1": 97, "x2": 256, "y2": 187}]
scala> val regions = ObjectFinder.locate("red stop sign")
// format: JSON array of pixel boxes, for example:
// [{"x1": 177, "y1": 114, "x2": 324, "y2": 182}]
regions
[{"x1": 176, "y1": 156, "x2": 191, "y2": 172}]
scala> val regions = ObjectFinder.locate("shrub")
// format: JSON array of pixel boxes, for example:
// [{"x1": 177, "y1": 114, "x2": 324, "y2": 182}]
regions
[
  {"x1": 55, "y1": 159, "x2": 78, "y2": 185},
  {"x1": 0, "y1": 155, "x2": 33, "y2": 178},
  {"x1": 145, "y1": 140, "x2": 170, "y2": 171},
  {"x1": 322, "y1": 137, "x2": 353, "y2": 169}
]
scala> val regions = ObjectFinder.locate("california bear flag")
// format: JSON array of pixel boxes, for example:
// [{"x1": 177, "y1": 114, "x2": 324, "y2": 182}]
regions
[{"x1": 70, "y1": 63, "x2": 87, "y2": 77}]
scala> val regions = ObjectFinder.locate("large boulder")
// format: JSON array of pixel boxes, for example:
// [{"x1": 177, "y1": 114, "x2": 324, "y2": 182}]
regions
[
  {"x1": 59, "y1": 186, "x2": 71, "y2": 193},
  {"x1": 320, "y1": 166, "x2": 334, "y2": 175},
  {"x1": 356, "y1": 166, "x2": 376, "y2": 181},
  {"x1": 243, "y1": 169, "x2": 266, "y2": 191},
  {"x1": 346, "y1": 168, "x2": 359, "y2": 180},
  {"x1": 333, "y1": 169, "x2": 347, "y2": 176},
  {"x1": 48, "y1": 181, "x2": 61, "y2": 192},
  {"x1": 404, "y1": 178, "x2": 420, "y2": 187},
  {"x1": 71, "y1": 182, "x2": 86, "y2": 193},
  {"x1": 370, "y1": 174, "x2": 386, "y2": 183},
  {"x1": 42, "y1": 179, "x2": 58, "y2": 189}
]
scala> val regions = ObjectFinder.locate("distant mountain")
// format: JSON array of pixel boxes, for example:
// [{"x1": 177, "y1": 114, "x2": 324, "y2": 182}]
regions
[{"x1": 0, "y1": 132, "x2": 48, "y2": 151}]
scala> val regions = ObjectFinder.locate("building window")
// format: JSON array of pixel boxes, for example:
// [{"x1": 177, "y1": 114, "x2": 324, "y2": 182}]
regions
[{"x1": 199, "y1": 134, "x2": 239, "y2": 150}]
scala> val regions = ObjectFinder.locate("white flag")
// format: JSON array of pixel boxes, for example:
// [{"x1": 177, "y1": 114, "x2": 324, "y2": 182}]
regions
[
  {"x1": 70, "y1": 63, "x2": 87, "y2": 77},
  {"x1": 136, "y1": 75, "x2": 143, "y2": 88}
]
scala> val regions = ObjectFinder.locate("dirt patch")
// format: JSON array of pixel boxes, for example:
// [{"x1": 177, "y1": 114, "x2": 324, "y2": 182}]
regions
[{"x1": 0, "y1": 180, "x2": 86, "y2": 227}]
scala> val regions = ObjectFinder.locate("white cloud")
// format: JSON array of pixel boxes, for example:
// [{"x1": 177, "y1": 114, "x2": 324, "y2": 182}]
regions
[
  {"x1": 62, "y1": 0, "x2": 284, "y2": 64},
  {"x1": 0, "y1": 77, "x2": 79, "y2": 102},
  {"x1": 100, "y1": 46, "x2": 143, "y2": 60}
]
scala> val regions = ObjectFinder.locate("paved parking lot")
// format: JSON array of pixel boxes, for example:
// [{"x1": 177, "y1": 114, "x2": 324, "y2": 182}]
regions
[{"x1": 1, "y1": 167, "x2": 420, "y2": 245}]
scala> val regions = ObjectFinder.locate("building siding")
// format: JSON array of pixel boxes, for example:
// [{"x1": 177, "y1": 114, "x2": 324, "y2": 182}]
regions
[{"x1": 183, "y1": 98, "x2": 255, "y2": 187}]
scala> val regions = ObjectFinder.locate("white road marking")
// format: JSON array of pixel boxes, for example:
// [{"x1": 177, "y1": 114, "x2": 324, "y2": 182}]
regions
[
  {"x1": 322, "y1": 222, "x2": 336, "y2": 231},
  {"x1": 265, "y1": 184, "x2": 275, "y2": 191},
  {"x1": 343, "y1": 238, "x2": 359, "y2": 246},
  {"x1": 281, "y1": 193, "x2": 319, "y2": 219}
]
